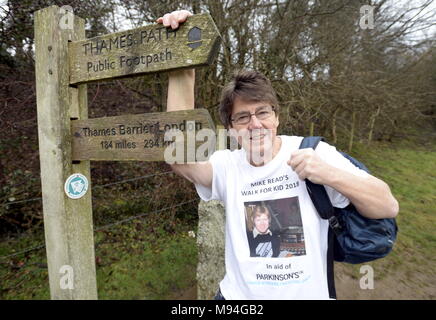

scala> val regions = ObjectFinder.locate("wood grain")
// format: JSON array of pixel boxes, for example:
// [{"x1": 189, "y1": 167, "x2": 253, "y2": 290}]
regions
[
  {"x1": 34, "y1": 5, "x2": 97, "y2": 300},
  {"x1": 69, "y1": 13, "x2": 221, "y2": 84},
  {"x1": 72, "y1": 109, "x2": 216, "y2": 161}
]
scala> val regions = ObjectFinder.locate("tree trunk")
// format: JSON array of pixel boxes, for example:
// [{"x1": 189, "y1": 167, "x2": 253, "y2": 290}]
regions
[
  {"x1": 348, "y1": 111, "x2": 356, "y2": 153},
  {"x1": 332, "y1": 108, "x2": 339, "y2": 144},
  {"x1": 309, "y1": 121, "x2": 314, "y2": 136},
  {"x1": 368, "y1": 106, "x2": 381, "y2": 144}
]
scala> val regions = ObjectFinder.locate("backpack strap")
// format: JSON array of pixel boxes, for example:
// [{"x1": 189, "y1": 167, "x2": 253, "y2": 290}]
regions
[
  {"x1": 299, "y1": 136, "x2": 337, "y2": 299},
  {"x1": 298, "y1": 136, "x2": 324, "y2": 149},
  {"x1": 298, "y1": 137, "x2": 342, "y2": 234},
  {"x1": 326, "y1": 228, "x2": 337, "y2": 299},
  {"x1": 298, "y1": 137, "x2": 333, "y2": 220}
]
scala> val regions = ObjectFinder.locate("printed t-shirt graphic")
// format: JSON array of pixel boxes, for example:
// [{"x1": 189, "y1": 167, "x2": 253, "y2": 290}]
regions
[{"x1": 244, "y1": 196, "x2": 306, "y2": 258}]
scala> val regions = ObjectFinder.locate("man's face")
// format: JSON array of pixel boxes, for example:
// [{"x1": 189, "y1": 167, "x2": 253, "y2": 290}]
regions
[
  {"x1": 253, "y1": 213, "x2": 270, "y2": 234},
  {"x1": 229, "y1": 97, "x2": 279, "y2": 165}
]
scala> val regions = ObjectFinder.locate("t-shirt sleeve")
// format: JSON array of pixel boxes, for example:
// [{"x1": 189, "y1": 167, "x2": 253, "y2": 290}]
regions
[
  {"x1": 194, "y1": 150, "x2": 228, "y2": 202},
  {"x1": 316, "y1": 141, "x2": 370, "y2": 208}
]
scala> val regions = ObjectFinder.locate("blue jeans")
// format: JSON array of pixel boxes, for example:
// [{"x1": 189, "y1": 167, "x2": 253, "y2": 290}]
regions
[{"x1": 213, "y1": 288, "x2": 226, "y2": 300}]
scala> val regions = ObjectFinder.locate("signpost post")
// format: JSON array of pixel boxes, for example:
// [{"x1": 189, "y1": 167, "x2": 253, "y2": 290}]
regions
[
  {"x1": 34, "y1": 5, "x2": 97, "y2": 300},
  {"x1": 34, "y1": 5, "x2": 221, "y2": 299}
]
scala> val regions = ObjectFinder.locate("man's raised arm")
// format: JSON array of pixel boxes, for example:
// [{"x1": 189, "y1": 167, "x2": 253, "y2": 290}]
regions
[{"x1": 158, "y1": 10, "x2": 213, "y2": 189}]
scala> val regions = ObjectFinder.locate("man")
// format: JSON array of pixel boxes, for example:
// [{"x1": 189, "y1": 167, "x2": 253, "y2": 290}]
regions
[
  {"x1": 157, "y1": 11, "x2": 399, "y2": 300},
  {"x1": 247, "y1": 205, "x2": 281, "y2": 258}
]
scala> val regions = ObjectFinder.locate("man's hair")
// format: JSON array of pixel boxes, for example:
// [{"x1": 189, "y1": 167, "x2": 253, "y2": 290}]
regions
[
  {"x1": 219, "y1": 70, "x2": 280, "y2": 128},
  {"x1": 252, "y1": 205, "x2": 271, "y2": 221}
]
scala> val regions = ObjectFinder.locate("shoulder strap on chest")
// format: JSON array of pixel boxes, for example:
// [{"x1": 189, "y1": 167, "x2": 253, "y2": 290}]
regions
[{"x1": 298, "y1": 137, "x2": 334, "y2": 220}]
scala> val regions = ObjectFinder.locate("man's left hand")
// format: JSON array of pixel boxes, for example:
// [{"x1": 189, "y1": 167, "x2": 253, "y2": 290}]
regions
[{"x1": 287, "y1": 149, "x2": 333, "y2": 185}]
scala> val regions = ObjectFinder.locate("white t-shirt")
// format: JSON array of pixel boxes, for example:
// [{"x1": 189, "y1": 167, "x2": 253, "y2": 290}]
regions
[{"x1": 195, "y1": 135, "x2": 369, "y2": 300}]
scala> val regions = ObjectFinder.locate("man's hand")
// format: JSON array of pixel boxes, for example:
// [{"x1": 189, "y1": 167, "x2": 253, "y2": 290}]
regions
[
  {"x1": 287, "y1": 148, "x2": 333, "y2": 185},
  {"x1": 289, "y1": 148, "x2": 399, "y2": 219},
  {"x1": 156, "y1": 10, "x2": 193, "y2": 29},
  {"x1": 156, "y1": 10, "x2": 195, "y2": 112},
  {"x1": 157, "y1": 10, "x2": 211, "y2": 189}
]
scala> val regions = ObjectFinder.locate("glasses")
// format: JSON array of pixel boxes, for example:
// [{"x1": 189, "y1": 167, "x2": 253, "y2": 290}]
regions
[{"x1": 231, "y1": 106, "x2": 275, "y2": 125}]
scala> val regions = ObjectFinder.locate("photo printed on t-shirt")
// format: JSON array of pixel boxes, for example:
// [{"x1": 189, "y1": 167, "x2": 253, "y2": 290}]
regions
[{"x1": 244, "y1": 196, "x2": 306, "y2": 258}]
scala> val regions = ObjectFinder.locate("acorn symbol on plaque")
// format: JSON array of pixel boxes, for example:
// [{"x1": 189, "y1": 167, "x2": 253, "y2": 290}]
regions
[{"x1": 187, "y1": 27, "x2": 202, "y2": 49}]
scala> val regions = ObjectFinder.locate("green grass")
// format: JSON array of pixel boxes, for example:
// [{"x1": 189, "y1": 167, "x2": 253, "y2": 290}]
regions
[
  {"x1": 0, "y1": 220, "x2": 198, "y2": 300},
  {"x1": 0, "y1": 232, "x2": 49, "y2": 299},
  {"x1": 337, "y1": 138, "x2": 436, "y2": 283},
  {"x1": 95, "y1": 223, "x2": 197, "y2": 300}
]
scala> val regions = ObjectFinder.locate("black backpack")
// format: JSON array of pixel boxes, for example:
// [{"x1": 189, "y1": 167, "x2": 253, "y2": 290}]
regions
[
  {"x1": 299, "y1": 137, "x2": 398, "y2": 298},
  {"x1": 299, "y1": 136, "x2": 398, "y2": 264}
]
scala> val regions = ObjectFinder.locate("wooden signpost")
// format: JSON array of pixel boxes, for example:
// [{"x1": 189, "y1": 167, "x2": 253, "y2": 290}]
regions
[
  {"x1": 69, "y1": 13, "x2": 221, "y2": 84},
  {"x1": 71, "y1": 109, "x2": 215, "y2": 161},
  {"x1": 34, "y1": 5, "x2": 221, "y2": 299}
]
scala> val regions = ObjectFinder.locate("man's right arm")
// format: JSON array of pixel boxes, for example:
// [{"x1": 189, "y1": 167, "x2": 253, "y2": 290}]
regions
[{"x1": 159, "y1": 11, "x2": 213, "y2": 189}]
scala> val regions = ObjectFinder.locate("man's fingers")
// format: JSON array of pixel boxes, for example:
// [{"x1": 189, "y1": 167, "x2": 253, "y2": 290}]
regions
[
  {"x1": 157, "y1": 10, "x2": 193, "y2": 29},
  {"x1": 289, "y1": 150, "x2": 305, "y2": 169},
  {"x1": 179, "y1": 10, "x2": 193, "y2": 22},
  {"x1": 175, "y1": 11, "x2": 184, "y2": 24},
  {"x1": 170, "y1": 12, "x2": 179, "y2": 29},
  {"x1": 289, "y1": 149, "x2": 315, "y2": 168},
  {"x1": 162, "y1": 13, "x2": 171, "y2": 27},
  {"x1": 293, "y1": 161, "x2": 307, "y2": 180}
]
